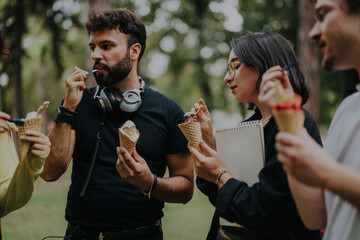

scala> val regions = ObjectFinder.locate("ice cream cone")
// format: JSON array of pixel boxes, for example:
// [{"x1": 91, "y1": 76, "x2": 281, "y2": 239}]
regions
[
  {"x1": 273, "y1": 109, "x2": 304, "y2": 136},
  {"x1": 17, "y1": 117, "x2": 43, "y2": 163},
  {"x1": 119, "y1": 121, "x2": 139, "y2": 155},
  {"x1": 178, "y1": 122, "x2": 203, "y2": 154}
]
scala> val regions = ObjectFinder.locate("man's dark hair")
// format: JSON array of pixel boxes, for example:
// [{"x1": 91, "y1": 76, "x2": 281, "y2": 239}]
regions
[
  {"x1": 85, "y1": 8, "x2": 146, "y2": 61},
  {"x1": 231, "y1": 31, "x2": 309, "y2": 108},
  {"x1": 311, "y1": 0, "x2": 360, "y2": 13},
  {"x1": 344, "y1": 0, "x2": 360, "y2": 12}
]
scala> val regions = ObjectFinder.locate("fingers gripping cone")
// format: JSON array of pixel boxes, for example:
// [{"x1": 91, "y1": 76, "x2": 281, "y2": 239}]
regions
[
  {"x1": 178, "y1": 122, "x2": 203, "y2": 154},
  {"x1": 17, "y1": 101, "x2": 49, "y2": 163},
  {"x1": 272, "y1": 79, "x2": 304, "y2": 136},
  {"x1": 119, "y1": 120, "x2": 139, "y2": 155},
  {"x1": 18, "y1": 118, "x2": 43, "y2": 163}
]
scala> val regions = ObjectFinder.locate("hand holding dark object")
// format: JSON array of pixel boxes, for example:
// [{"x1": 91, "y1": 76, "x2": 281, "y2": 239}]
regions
[{"x1": 0, "y1": 111, "x2": 14, "y2": 133}]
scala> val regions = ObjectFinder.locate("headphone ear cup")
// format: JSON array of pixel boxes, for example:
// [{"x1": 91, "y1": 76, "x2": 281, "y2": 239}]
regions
[
  {"x1": 100, "y1": 88, "x2": 117, "y2": 112},
  {"x1": 119, "y1": 89, "x2": 142, "y2": 113}
]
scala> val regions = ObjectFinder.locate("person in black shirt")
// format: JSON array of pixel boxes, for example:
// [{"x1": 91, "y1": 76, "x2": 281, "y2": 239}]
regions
[
  {"x1": 188, "y1": 32, "x2": 322, "y2": 240},
  {"x1": 41, "y1": 9, "x2": 193, "y2": 240}
]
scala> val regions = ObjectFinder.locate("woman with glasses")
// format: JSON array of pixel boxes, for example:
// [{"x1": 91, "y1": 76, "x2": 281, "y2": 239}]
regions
[{"x1": 187, "y1": 31, "x2": 322, "y2": 240}]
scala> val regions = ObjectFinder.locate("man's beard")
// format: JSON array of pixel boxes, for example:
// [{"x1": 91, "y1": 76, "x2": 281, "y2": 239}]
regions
[
  {"x1": 94, "y1": 50, "x2": 132, "y2": 87},
  {"x1": 322, "y1": 56, "x2": 335, "y2": 71}
]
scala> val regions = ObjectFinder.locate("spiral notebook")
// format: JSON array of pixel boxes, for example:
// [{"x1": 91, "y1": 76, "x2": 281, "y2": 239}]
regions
[{"x1": 215, "y1": 120, "x2": 265, "y2": 227}]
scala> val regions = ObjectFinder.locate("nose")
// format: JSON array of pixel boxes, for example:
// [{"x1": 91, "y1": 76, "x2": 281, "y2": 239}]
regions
[
  {"x1": 309, "y1": 22, "x2": 321, "y2": 42},
  {"x1": 91, "y1": 48, "x2": 103, "y2": 62},
  {"x1": 224, "y1": 71, "x2": 233, "y2": 85}
]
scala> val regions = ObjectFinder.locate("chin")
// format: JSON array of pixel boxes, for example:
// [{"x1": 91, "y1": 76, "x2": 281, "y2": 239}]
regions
[
  {"x1": 322, "y1": 56, "x2": 337, "y2": 71},
  {"x1": 323, "y1": 57, "x2": 351, "y2": 72}
]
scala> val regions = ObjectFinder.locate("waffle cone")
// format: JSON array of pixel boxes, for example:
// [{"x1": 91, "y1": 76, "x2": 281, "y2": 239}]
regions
[
  {"x1": 119, "y1": 128, "x2": 139, "y2": 155},
  {"x1": 17, "y1": 117, "x2": 43, "y2": 163},
  {"x1": 273, "y1": 110, "x2": 304, "y2": 136},
  {"x1": 178, "y1": 122, "x2": 202, "y2": 154}
]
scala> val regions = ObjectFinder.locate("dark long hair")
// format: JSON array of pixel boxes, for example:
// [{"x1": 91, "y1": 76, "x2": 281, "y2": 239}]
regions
[{"x1": 230, "y1": 31, "x2": 309, "y2": 108}]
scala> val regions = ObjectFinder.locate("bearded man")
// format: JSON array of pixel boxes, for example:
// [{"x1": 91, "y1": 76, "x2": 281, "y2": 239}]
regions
[{"x1": 41, "y1": 9, "x2": 193, "y2": 240}]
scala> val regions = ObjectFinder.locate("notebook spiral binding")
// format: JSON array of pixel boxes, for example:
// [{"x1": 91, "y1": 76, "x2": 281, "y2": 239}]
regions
[{"x1": 216, "y1": 120, "x2": 263, "y2": 132}]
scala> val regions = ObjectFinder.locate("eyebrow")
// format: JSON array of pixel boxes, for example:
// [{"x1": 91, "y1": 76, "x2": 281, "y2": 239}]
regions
[
  {"x1": 314, "y1": 4, "x2": 331, "y2": 19},
  {"x1": 88, "y1": 40, "x2": 114, "y2": 47},
  {"x1": 230, "y1": 58, "x2": 240, "y2": 63}
]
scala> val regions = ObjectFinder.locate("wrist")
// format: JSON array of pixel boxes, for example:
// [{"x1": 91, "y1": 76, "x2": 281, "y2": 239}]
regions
[
  {"x1": 62, "y1": 101, "x2": 78, "y2": 112},
  {"x1": 142, "y1": 174, "x2": 157, "y2": 199},
  {"x1": 322, "y1": 159, "x2": 340, "y2": 189},
  {"x1": 55, "y1": 107, "x2": 76, "y2": 125},
  {"x1": 218, "y1": 173, "x2": 232, "y2": 188},
  {"x1": 216, "y1": 169, "x2": 231, "y2": 188},
  {"x1": 59, "y1": 105, "x2": 78, "y2": 116},
  {"x1": 142, "y1": 174, "x2": 155, "y2": 192}
]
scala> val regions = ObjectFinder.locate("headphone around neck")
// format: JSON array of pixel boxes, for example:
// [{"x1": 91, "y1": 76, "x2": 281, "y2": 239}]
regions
[{"x1": 93, "y1": 77, "x2": 145, "y2": 113}]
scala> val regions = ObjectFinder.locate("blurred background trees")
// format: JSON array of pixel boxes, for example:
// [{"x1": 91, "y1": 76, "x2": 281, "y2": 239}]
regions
[
  {"x1": 0, "y1": 0, "x2": 358, "y2": 132},
  {"x1": 1, "y1": 0, "x2": 359, "y2": 239}
]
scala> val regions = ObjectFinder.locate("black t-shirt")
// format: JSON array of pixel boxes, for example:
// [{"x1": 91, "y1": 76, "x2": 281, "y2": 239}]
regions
[{"x1": 65, "y1": 86, "x2": 188, "y2": 230}]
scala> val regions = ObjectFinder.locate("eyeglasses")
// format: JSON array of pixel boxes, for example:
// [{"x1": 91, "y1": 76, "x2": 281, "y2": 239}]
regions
[{"x1": 226, "y1": 60, "x2": 242, "y2": 79}]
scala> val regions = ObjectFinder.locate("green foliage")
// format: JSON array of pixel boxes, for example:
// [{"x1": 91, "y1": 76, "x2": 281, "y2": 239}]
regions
[
  {"x1": 0, "y1": 0, "x2": 354, "y2": 126},
  {"x1": 320, "y1": 69, "x2": 358, "y2": 127},
  {"x1": 113, "y1": 0, "x2": 237, "y2": 114},
  {"x1": 239, "y1": 0, "x2": 298, "y2": 45},
  {"x1": 236, "y1": 0, "x2": 358, "y2": 126}
]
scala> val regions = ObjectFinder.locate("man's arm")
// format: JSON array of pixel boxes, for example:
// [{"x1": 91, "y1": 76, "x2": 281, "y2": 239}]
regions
[
  {"x1": 287, "y1": 151, "x2": 360, "y2": 213},
  {"x1": 287, "y1": 175, "x2": 327, "y2": 229},
  {"x1": 276, "y1": 129, "x2": 360, "y2": 226},
  {"x1": 152, "y1": 153, "x2": 193, "y2": 203},
  {"x1": 40, "y1": 123, "x2": 75, "y2": 181},
  {"x1": 116, "y1": 148, "x2": 194, "y2": 204},
  {"x1": 41, "y1": 67, "x2": 88, "y2": 181}
]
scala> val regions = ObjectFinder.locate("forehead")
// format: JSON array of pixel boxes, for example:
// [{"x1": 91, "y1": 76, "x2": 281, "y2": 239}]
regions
[
  {"x1": 228, "y1": 49, "x2": 238, "y2": 61},
  {"x1": 315, "y1": 0, "x2": 341, "y2": 9},
  {"x1": 89, "y1": 29, "x2": 127, "y2": 44}
]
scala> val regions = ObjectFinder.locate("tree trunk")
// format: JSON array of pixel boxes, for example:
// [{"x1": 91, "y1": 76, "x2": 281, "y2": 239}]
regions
[
  {"x1": 193, "y1": 0, "x2": 213, "y2": 110},
  {"x1": 86, "y1": 0, "x2": 111, "y2": 87},
  {"x1": 297, "y1": 1, "x2": 320, "y2": 123},
  {"x1": 11, "y1": 0, "x2": 26, "y2": 118}
]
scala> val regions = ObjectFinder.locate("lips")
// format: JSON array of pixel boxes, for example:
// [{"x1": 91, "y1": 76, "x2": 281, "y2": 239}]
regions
[
  {"x1": 92, "y1": 65, "x2": 106, "y2": 75},
  {"x1": 94, "y1": 64, "x2": 104, "y2": 70},
  {"x1": 230, "y1": 85, "x2": 237, "y2": 94},
  {"x1": 316, "y1": 40, "x2": 326, "y2": 55}
]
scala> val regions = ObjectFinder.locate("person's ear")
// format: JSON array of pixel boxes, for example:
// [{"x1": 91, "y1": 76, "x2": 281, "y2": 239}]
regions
[{"x1": 130, "y1": 43, "x2": 141, "y2": 61}]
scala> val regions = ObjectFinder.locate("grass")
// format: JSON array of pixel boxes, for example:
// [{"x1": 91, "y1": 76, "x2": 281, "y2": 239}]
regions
[{"x1": 2, "y1": 168, "x2": 214, "y2": 240}]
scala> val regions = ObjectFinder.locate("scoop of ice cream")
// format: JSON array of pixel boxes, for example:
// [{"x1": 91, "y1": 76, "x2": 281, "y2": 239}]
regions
[
  {"x1": 274, "y1": 93, "x2": 302, "y2": 111},
  {"x1": 25, "y1": 111, "x2": 38, "y2": 120},
  {"x1": 183, "y1": 112, "x2": 199, "y2": 123},
  {"x1": 120, "y1": 120, "x2": 139, "y2": 142},
  {"x1": 25, "y1": 101, "x2": 50, "y2": 120}
]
